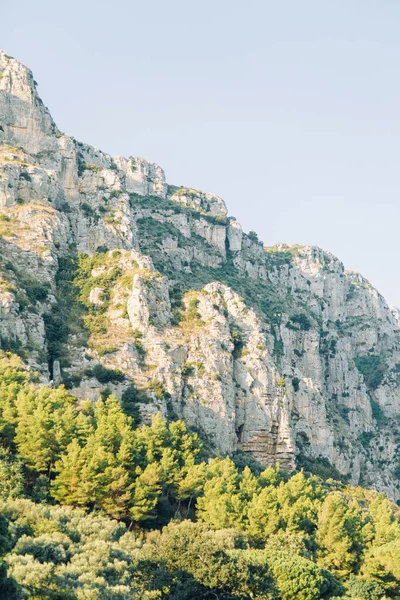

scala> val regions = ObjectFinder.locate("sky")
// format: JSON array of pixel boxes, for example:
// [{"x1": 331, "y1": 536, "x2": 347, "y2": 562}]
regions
[{"x1": 1, "y1": 0, "x2": 400, "y2": 305}]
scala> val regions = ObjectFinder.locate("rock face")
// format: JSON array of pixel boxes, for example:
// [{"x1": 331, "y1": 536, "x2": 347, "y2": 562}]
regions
[{"x1": 1, "y1": 50, "x2": 400, "y2": 499}]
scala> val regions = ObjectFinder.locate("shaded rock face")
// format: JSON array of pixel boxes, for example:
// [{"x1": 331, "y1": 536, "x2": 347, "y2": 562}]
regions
[{"x1": 1, "y1": 50, "x2": 400, "y2": 498}]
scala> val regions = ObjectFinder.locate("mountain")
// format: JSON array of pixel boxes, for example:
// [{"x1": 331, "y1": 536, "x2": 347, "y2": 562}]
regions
[{"x1": 0, "y1": 49, "x2": 399, "y2": 500}]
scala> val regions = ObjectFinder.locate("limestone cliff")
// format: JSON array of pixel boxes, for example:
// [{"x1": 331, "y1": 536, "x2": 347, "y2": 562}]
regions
[{"x1": 1, "y1": 50, "x2": 399, "y2": 498}]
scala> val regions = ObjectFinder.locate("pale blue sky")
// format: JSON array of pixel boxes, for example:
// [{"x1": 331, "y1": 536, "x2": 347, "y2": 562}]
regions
[{"x1": 2, "y1": 1, "x2": 400, "y2": 305}]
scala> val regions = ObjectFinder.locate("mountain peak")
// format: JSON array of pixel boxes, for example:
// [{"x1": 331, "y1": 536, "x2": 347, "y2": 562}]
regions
[{"x1": 0, "y1": 49, "x2": 57, "y2": 154}]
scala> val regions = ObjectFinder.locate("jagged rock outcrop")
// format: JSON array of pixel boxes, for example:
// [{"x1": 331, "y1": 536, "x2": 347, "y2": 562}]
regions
[
  {"x1": 167, "y1": 186, "x2": 227, "y2": 216},
  {"x1": 1, "y1": 50, "x2": 400, "y2": 499}
]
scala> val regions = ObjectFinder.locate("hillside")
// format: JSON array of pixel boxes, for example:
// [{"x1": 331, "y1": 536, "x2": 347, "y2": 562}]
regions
[{"x1": 0, "y1": 49, "x2": 400, "y2": 504}]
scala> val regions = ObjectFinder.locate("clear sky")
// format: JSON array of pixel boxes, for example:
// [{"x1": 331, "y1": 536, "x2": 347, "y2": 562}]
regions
[{"x1": 2, "y1": 1, "x2": 400, "y2": 305}]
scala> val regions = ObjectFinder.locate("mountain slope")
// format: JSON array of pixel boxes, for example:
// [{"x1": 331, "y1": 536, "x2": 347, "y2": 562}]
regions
[{"x1": 0, "y1": 50, "x2": 399, "y2": 498}]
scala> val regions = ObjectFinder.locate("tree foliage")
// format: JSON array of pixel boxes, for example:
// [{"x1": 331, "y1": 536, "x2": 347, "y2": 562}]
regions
[{"x1": 0, "y1": 350, "x2": 399, "y2": 598}]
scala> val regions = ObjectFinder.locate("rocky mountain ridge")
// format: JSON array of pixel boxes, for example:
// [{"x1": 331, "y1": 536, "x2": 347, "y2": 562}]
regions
[{"x1": 1, "y1": 50, "x2": 399, "y2": 499}]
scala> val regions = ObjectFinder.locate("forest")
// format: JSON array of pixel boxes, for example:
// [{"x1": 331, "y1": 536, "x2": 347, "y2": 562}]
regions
[{"x1": 0, "y1": 350, "x2": 399, "y2": 599}]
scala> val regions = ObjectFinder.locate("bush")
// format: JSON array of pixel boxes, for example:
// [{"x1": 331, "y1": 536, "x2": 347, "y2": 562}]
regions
[
  {"x1": 0, "y1": 337, "x2": 24, "y2": 357},
  {"x1": 96, "y1": 244, "x2": 109, "y2": 253},
  {"x1": 236, "y1": 548, "x2": 343, "y2": 600},
  {"x1": 97, "y1": 345, "x2": 117, "y2": 357},
  {"x1": 43, "y1": 311, "x2": 69, "y2": 361},
  {"x1": 19, "y1": 275, "x2": 50, "y2": 303},
  {"x1": 79, "y1": 162, "x2": 102, "y2": 174},
  {"x1": 19, "y1": 172, "x2": 31, "y2": 182},
  {"x1": 121, "y1": 385, "x2": 141, "y2": 425},
  {"x1": 58, "y1": 202, "x2": 71, "y2": 213},
  {"x1": 292, "y1": 377, "x2": 300, "y2": 392},
  {"x1": 148, "y1": 380, "x2": 166, "y2": 400},
  {"x1": 248, "y1": 230, "x2": 259, "y2": 242},
  {"x1": 181, "y1": 362, "x2": 194, "y2": 377},
  {"x1": 80, "y1": 202, "x2": 95, "y2": 217},
  {"x1": 273, "y1": 337, "x2": 284, "y2": 355},
  {"x1": 85, "y1": 364, "x2": 125, "y2": 384},
  {"x1": 143, "y1": 522, "x2": 274, "y2": 599},
  {"x1": 231, "y1": 329, "x2": 244, "y2": 359},
  {"x1": 296, "y1": 454, "x2": 348, "y2": 483},
  {"x1": 354, "y1": 355, "x2": 387, "y2": 390},
  {"x1": 370, "y1": 398, "x2": 386, "y2": 424},
  {"x1": 359, "y1": 431, "x2": 374, "y2": 449},
  {"x1": 287, "y1": 313, "x2": 312, "y2": 331},
  {"x1": 347, "y1": 575, "x2": 386, "y2": 600},
  {"x1": 62, "y1": 374, "x2": 82, "y2": 390}
]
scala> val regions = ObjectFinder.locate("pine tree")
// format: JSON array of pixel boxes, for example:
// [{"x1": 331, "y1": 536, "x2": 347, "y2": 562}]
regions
[
  {"x1": 247, "y1": 485, "x2": 281, "y2": 542},
  {"x1": 176, "y1": 463, "x2": 207, "y2": 501},
  {"x1": 130, "y1": 463, "x2": 161, "y2": 522},
  {"x1": 369, "y1": 494, "x2": 400, "y2": 545},
  {"x1": 101, "y1": 465, "x2": 132, "y2": 520},
  {"x1": 277, "y1": 472, "x2": 324, "y2": 536},
  {"x1": 52, "y1": 395, "x2": 135, "y2": 518},
  {"x1": 316, "y1": 492, "x2": 365, "y2": 578},
  {"x1": 0, "y1": 513, "x2": 19, "y2": 599},
  {"x1": 51, "y1": 439, "x2": 88, "y2": 506},
  {"x1": 0, "y1": 449, "x2": 24, "y2": 500},
  {"x1": 78, "y1": 435, "x2": 113, "y2": 509},
  {"x1": 196, "y1": 457, "x2": 243, "y2": 529},
  {"x1": 14, "y1": 386, "x2": 76, "y2": 474}
]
